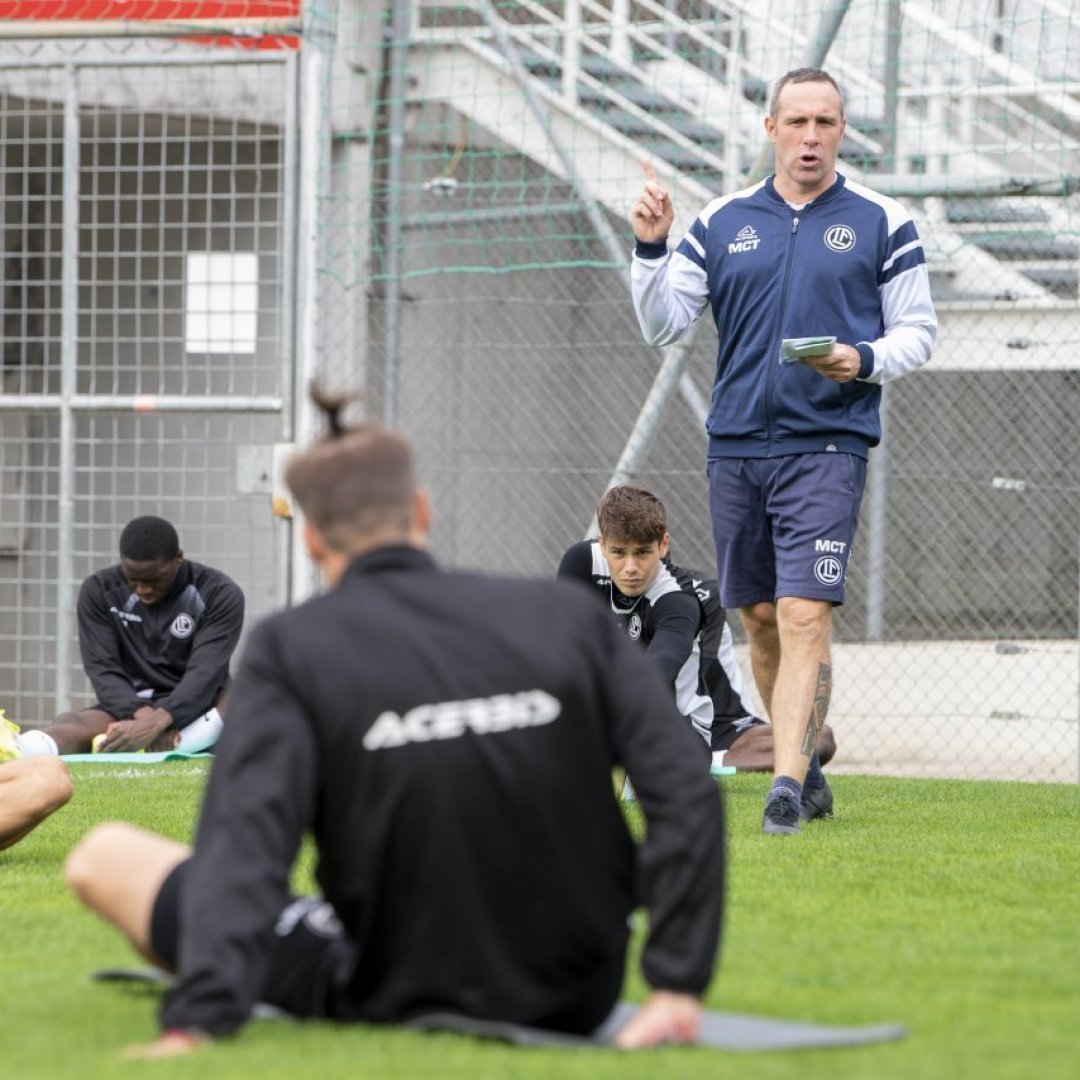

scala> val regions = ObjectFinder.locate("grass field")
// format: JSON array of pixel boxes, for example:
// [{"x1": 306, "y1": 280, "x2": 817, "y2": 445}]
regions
[{"x1": 1, "y1": 763, "x2": 1077, "y2": 1078}]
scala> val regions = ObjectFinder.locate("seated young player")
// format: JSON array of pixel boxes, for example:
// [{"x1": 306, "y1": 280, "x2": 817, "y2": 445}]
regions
[
  {"x1": 13, "y1": 517, "x2": 244, "y2": 757},
  {"x1": 0, "y1": 713, "x2": 72, "y2": 852},
  {"x1": 558, "y1": 485, "x2": 835, "y2": 775},
  {"x1": 65, "y1": 398, "x2": 725, "y2": 1058}
]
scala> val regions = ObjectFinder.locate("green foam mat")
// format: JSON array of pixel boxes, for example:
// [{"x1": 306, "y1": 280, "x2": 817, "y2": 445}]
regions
[{"x1": 61, "y1": 751, "x2": 212, "y2": 764}]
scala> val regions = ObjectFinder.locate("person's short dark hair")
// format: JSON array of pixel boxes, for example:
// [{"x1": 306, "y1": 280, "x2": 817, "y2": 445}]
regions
[
  {"x1": 119, "y1": 517, "x2": 180, "y2": 562},
  {"x1": 769, "y1": 67, "x2": 845, "y2": 118},
  {"x1": 596, "y1": 485, "x2": 668, "y2": 545},
  {"x1": 285, "y1": 386, "x2": 416, "y2": 551}
]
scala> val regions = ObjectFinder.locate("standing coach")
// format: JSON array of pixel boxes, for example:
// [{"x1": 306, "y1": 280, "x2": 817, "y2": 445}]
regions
[{"x1": 630, "y1": 68, "x2": 936, "y2": 834}]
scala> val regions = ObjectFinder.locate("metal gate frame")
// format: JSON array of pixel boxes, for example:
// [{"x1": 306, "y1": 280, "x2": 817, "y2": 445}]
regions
[{"x1": 0, "y1": 43, "x2": 314, "y2": 712}]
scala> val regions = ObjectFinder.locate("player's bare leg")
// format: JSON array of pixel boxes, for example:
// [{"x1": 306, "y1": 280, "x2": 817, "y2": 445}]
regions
[
  {"x1": 0, "y1": 757, "x2": 73, "y2": 851},
  {"x1": 18, "y1": 708, "x2": 116, "y2": 755},
  {"x1": 722, "y1": 723, "x2": 836, "y2": 771},
  {"x1": 65, "y1": 822, "x2": 190, "y2": 968},
  {"x1": 744, "y1": 598, "x2": 832, "y2": 833},
  {"x1": 740, "y1": 601, "x2": 780, "y2": 717}
]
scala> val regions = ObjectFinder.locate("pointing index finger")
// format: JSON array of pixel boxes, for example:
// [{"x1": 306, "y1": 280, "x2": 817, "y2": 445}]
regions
[{"x1": 641, "y1": 160, "x2": 667, "y2": 202}]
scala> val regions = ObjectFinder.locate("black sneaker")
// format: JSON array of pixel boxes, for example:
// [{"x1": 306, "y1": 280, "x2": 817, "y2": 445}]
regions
[
  {"x1": 762, "y1": 794, "x2": 801, "y2": 835},
  {"x1": 800, "y1": 779, "x2": 834, "y2": 822}
]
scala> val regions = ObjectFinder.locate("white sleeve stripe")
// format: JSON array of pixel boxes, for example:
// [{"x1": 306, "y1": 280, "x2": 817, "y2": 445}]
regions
[
  {"x1": 882, "y1": 238, "x2": 924, "y2": 274},
  {"x1": 645, "y1": 563, "x2": 682, "y2": 601},
  {"x1": 589, "y1": 542, "x2": 609, "y2": 577},
  {"x1": 684, "y1": 232, "x2": 705, "y2": 260}
]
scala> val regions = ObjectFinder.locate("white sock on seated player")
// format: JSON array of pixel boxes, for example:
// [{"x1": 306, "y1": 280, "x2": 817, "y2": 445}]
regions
[
  {"x1": 16, "y1": 729, "x2": 60, "y2": 757},
  {"x1": 175, "y1": 708, "x2": 224, "y2": 754}
]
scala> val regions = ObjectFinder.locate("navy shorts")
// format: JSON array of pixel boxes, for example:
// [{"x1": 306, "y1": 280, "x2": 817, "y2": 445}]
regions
[{"x1": 707, "y1": 453, "x2": 866, "y2": 608}]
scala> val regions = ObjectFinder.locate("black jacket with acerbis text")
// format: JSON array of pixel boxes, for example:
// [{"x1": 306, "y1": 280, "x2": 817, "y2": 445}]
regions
[
  {"x1": 76, "y1": 560, "x2": 244, "y2": 727},
  {"x1": 159, "y1": 546, "x2": 725, "y2": 1037}
]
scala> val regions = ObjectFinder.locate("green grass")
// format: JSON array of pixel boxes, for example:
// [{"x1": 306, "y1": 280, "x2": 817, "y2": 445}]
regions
[{"x1": 1, "y1": 766, "x2": 1077, "y2": 1078}]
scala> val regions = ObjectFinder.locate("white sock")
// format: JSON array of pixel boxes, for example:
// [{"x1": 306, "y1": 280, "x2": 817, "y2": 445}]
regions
[
  {"x1": 711, "y1": 750, "x2": 727, "y2": 769},
  {"x1": 17, "y1": 729, "x2": 60, "y2": 757},
  {"x1": 175, "y1": 708, "x2": 224, "y2": 754}
]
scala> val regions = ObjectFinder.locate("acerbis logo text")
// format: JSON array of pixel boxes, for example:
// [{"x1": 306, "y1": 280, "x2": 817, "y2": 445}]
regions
[{"x1": 363, "y1": 689, "x2": 562, "y2": 750}]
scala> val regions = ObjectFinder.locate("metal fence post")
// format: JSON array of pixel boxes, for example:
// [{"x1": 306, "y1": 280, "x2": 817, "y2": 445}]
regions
[
  {"x1": 55, "y1": 63, "x2": 80, "y2": 715},
  {"x1": 277, "y1": 49, "x2": 301, "y2": 609},
  {"x1": 866, "y1": 0, "x2": 903, "y2": 641},
  {"x1": 291, "y1": 2, "x2": 336, "y2": 604},
  {"x1": 382, "y1": 0, "x2": 412, "y2": 427}
]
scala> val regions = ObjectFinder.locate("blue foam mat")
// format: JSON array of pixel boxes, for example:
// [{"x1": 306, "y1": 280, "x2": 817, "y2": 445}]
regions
[{"x1": 408, "y1": 1005, "x2": 906, "y2": 1050}]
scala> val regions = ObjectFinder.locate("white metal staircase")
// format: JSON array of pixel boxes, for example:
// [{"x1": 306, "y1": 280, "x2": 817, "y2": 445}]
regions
[{"x1": 408, "y1": 0, "x2": 1080, "y2": 303}]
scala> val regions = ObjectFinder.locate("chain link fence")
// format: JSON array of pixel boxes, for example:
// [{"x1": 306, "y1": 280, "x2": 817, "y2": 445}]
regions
[
  {"x1": 1, "y1": 35, "x2": 297, "y2": 722},
  {"x1": 318, "y1": 0, "x2": 1079, "y2": 782},
  {"x1": 1, "y1": 0, "x2": 1076, "y2": 781}
]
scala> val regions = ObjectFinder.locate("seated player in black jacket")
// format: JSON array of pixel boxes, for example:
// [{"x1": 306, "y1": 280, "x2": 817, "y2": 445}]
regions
[
  {"x1": 558, "y1": 485, "x2": 835, "y2": 773},
  {"x1": 12, "y1": 517, "x2": 244, "y2": 756},
  {"x1": 65, "y1": 393, "x2": 726, "y2": 1058}
]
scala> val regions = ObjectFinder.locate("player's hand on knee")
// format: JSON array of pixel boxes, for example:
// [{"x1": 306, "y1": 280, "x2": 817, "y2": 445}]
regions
[
  {"x1": 99, "y1": 708, "x2": 173, "y2": 752},
  {"x1": 614, "y1": 990, "x2": 701, "y2": 1048}
]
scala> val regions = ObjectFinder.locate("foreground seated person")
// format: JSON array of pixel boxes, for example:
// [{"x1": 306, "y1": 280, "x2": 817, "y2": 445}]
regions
[
  {"x1": 558, "y1": 485, "x2": 835, "y2": 775},
  {"x1": 1, "y1": 715, "x2": 72, "y2": 852},
  {"x1": 15, "y1": 516, "x2": 244, "y2": 757},
  {"x1": 66, "y1": 400, "x2": 725, "y2": 1058}
]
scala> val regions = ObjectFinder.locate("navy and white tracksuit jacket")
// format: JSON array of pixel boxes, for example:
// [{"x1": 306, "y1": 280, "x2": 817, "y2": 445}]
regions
[{"x1": 631, "y1": 173, "x2": 937, "y2": 459}]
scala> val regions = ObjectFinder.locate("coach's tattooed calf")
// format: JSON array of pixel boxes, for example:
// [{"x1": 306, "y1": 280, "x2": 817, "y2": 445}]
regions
[{"x1": 801, "y1": 661, "x2": 832, "y2": 756}]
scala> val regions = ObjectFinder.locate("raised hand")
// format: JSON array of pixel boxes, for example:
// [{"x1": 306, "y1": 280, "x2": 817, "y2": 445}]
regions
[{"x1": 630, "y1": 161, "x2": 675, "y2": 245}]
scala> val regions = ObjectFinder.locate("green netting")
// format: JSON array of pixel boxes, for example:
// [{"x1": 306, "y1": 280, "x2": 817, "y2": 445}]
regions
[{"x1": 312, "y1": 0, "x2": 1079, "y2": 781}]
